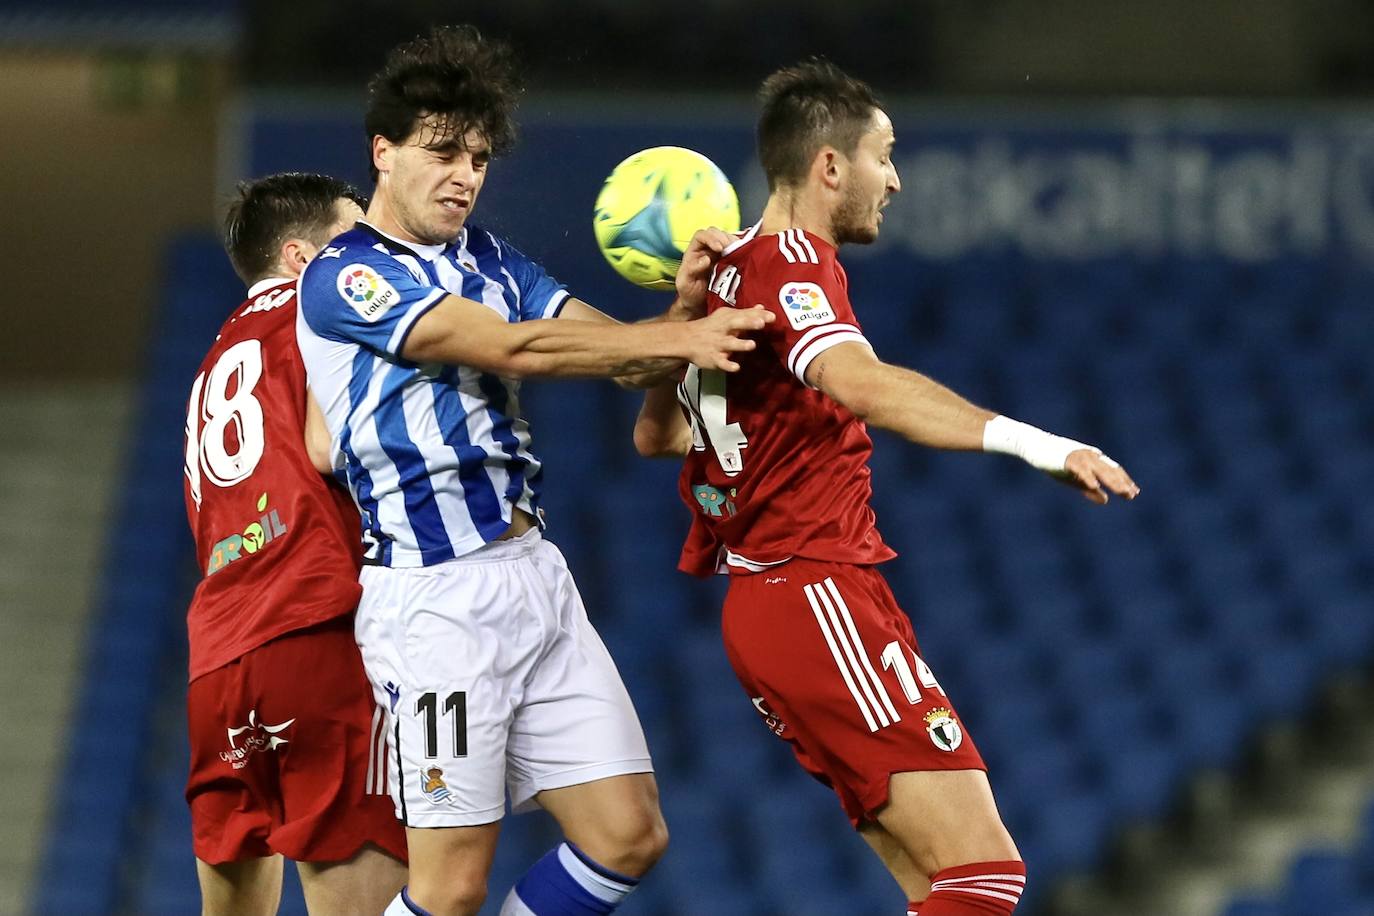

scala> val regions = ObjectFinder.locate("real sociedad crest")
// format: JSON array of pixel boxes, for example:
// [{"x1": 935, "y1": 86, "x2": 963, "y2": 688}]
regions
[{"x1": 924, "y1": 707, "x2": 963, "y2": 752}]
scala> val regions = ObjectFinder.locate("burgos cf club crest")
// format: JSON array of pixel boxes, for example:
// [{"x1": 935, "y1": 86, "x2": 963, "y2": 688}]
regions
[
  {"x1": 337, "y1": 264, "x2": 400, "y2": 322},
  {"x1": 421, "y1": 766, "x2": 454, "y2": 804},
  {"x1": 779, "y1": 281, "x2": 835, "y2": 330},
  {"x1": 924, "y1": 707, "x2": 964, "y2": 752},
  {"x1": 220, "y1": 709, "x2": 296, "y2": 769}
]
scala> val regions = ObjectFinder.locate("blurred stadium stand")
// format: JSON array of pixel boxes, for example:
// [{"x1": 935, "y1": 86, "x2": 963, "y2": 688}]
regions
[
  {"x1": 22, "y1": 97, "x2": 1373, "y2": 916},
  {"x1": 6, "y1": 3, "x2": 1374, "y2": 915}
]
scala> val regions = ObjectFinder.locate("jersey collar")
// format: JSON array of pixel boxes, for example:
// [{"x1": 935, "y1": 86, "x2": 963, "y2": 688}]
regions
[
  {"x1": 356, "y1": 219, "x2": 451, "y2": 262},
  {"x1": 246, "y1": 276, "x2": 293, "y2": 298},
  {"x1": 723, "y1": 221, "x2": 762, "y2": 256}
]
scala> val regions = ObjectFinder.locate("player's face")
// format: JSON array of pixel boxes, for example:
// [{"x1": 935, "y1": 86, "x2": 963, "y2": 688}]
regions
[
  {"x1": 832, "y1": 109, "x2": 900, "y2": 246},
  {"x1": 379, "y1": 116, "x2": 490, "y2": 246}
]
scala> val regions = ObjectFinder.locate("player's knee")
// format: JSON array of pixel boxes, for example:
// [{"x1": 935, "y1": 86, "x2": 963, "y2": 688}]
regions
[
  {"x1": 407, "y1": 876, "x2": 488, "y2": 916},
  {"x1": 594, "y1": 808, "x2": 669, "y2": 877}
]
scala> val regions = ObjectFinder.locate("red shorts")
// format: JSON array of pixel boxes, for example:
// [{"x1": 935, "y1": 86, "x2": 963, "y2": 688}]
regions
[
  {"x1": 186, "y1": 615, "x2": 407, "y2": 865},
  {"x1": 722, "y1": 558, "x2": 985, "y2": 824}
]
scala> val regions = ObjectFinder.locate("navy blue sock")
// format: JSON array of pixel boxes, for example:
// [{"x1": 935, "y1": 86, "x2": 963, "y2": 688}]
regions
[{"x1": 499, "y1": 842, "x2": 638, "y2": 915}]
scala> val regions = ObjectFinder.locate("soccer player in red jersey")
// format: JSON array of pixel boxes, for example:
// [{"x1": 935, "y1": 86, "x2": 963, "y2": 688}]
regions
[
  {"x1": 182, "y1": 173, "x2": 407, "y2": 915},
  {"x1": 635, "y1": 62, "x2": 1140, "y2": 915}
]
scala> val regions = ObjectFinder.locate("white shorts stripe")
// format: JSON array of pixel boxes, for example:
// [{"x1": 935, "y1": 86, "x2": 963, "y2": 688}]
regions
[
  {"x1": 805, "y1": 583, "x2": 879, "y2": 732},
  {"x1": 811, "y1": 579, "x2": 891, "y2": 729},
  {"x1": 824, "y1": 577, "x2": 901, "y2": 724}
]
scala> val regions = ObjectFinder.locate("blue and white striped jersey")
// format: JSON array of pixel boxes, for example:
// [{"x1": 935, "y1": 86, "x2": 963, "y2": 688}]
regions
[{"x1": 296, "y1": 221, "x2": 570, "y2": 567}]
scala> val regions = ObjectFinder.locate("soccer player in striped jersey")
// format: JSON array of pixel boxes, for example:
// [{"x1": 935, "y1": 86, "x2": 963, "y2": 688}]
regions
[
  {"x1": 184, "y1": 173, "x2": 407, "y2": 915},
  {"x1": 634, "y1": 61, "x2": 1140, "y2": 915},
  {"x1": 295, "y1": 26, "x2": 770, "y2": 916}
]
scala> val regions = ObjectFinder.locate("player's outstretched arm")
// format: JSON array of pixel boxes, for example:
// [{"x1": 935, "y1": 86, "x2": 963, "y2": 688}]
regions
[
  {"x1": 403, "y1": 293, "x2": 772, "y2": 379},
  {"x1": 634, "y1": 381, "x2": 692, "y2": 458},
  {"x1": 807, "y1": 342, "x2": 1140, "y2": 504},
  {"x1": 304, "y1": 389, "x2": 334, "y2": 475},
  {"x1": 557, "y1": 297, "x2": 706, "y2": 389},
  {"x1": 554, "y1": 229, "x2": 738, "y2": 389}
]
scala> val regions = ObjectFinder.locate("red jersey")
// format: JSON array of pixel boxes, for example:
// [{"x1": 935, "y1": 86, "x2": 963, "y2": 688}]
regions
[
  {"x1": 677, "y1": 225, "x2": 896, "y2": 576},
  {"x1": 182, "y1": 278, "x2": 363, "y2": 681}
]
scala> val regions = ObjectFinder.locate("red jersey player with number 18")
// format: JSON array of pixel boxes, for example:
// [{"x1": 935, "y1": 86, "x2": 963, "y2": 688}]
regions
[
  {"x1": 636, "y1": 63, "x2": 1139, "y2": 915},
  {"x1": 182, "y1": 173, "x2": 406, "y2": 916}
]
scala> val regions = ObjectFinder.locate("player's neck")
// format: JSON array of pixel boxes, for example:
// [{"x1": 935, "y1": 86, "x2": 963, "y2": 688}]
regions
[
  {"x1": 758, "y1": 191, "x2": 835, "y2": 247},
  {"x1": 364, "y1": 195, "x2": 449, "y2": 249}
]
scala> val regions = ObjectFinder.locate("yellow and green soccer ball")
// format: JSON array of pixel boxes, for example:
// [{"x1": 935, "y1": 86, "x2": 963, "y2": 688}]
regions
[{"x1": 593, "y1": 146, "x2": 741, "y2": 291}]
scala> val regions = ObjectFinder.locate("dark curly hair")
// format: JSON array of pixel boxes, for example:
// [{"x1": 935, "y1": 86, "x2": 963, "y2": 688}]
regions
[
  {"x1": 223, "y1": 172, "x2": 364, "y2": 284},
  {"x1": 364, "y1": 24, "x2": 523, "y2": 182},
  {"x1": 757, "y1": 59, "x2": 882, "y2": 192}
]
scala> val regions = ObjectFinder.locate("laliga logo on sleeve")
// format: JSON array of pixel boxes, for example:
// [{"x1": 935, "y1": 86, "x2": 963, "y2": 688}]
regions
[
  {"x1": 779, "y1": 281, "x2": 835, "y2": 330},
  {"x1": 337, "y1": 264, "x2": 400, "y2": 322}
]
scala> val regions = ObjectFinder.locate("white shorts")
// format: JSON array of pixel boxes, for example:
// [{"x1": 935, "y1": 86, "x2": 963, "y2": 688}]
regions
[{"x1": 356, "y1": 529, "x2": 653, "y2": 828}]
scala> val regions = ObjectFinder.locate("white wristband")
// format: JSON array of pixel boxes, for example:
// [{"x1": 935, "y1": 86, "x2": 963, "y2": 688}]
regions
[{"x1": 982, "y1": 415, "x2": 1096, "y2": 473}]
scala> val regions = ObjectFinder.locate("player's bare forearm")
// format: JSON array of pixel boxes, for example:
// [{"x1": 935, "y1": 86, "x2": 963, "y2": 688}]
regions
[
  {"x1": 634, "y1": 381, "x2": 692, "y2": 457},
  {"x1": 505, "y1": 319, "x2": 700, "y2": 379},
  {"x1": 809, "y1": 341, "x2": 1140, "y2": 503},
  {"x1": 561, "y1": 296, "x2": 698, "y2": 388},
  {"x1": 809, "y1": 343, "x2": 992, "y2": 450},
  {"x1": 404, "y1": 294, "x2": 768, "y2": 378}
]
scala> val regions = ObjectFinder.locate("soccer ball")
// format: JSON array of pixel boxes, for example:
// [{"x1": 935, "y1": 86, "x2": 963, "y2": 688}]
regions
[{"x1": 593, "y1": 146, "x2": 741, "y2": 291}]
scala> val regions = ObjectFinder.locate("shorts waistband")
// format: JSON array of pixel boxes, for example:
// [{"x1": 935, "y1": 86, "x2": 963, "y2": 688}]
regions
[{"x1": 445, "y1": 526, "x2": 544, "y2": 565}]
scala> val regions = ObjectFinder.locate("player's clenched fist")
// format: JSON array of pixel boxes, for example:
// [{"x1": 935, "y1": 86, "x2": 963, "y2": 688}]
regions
[{"x1": 683, "y1": 304, "x2": 774, "y2": 373}]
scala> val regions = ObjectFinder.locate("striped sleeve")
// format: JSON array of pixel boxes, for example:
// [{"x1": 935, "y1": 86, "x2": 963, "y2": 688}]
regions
[
  {"x1": 755, "y1": 229, "x2": 871, "y2": 387},
  {"x1": 491, "y1": 234, "x2": 572, "y2": 321},
  {"x1": 299, "y1": 247, "x2": 445, "y2": 360}
]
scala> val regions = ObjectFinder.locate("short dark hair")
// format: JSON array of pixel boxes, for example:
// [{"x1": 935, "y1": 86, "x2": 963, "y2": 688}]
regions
[
  {"x1": 223, "y1": 172, "x2": 363, "y2": 285},
  {"x1": 757, "y1": 59, "x2": 883, "y2": 191},
  {"x1": 364, "y1": 24, "x2": 523, "y2": 182}
]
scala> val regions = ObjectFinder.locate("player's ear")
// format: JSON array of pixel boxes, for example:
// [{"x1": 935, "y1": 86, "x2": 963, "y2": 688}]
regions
[
  {"x1": 814, "y1": 147, "x2": 843, "y2": 191},
  {"x1": 279, "y1": 238, "x2": 314, "y2": 276},
  {"x1": 372, "y1": 135, "x2": 393, "y2": 179}
]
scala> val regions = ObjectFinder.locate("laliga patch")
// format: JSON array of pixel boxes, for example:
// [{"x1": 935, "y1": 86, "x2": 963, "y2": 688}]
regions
[
  {"x1": 337, "y1": 264, "x2": 400, "y2": 322},
  {"x1": 924, "y1": 707, "x2": 964, "y2": 752},
  {"x1": 779, "y1": 281, "x2": 835, "y2": 330}
]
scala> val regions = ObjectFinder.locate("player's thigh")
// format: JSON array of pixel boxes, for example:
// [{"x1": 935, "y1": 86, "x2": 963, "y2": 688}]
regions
[
  {"x1": 358, "y1": 564, "x2": 522, "y2": 830},
  {"x1": 875, "y1": 769, "x2": 1019, "y2": 877},
  {"x1": 196, "y1": 855, "x2": 282, "y2": 916},
  {"x1": 721, "y1": 561, "x2": 986, "y2": 819},
  {"x1": 857, "y1": 820, "x2": 931, "y2": 901},
  {"x1": 536, "y1": 773, "x2": 667, "y2": 868},
  {"x1": 506, "y1": 540, "x2": 655, "y2": 816},
  {"x1": 296, "y1": 843, "x2": 407, "y2": 916},
  {"x1": 253, "y1": 618, "x2": 407, "y2": 865},
  {"x1": 186, "y1": 658, "x2": 278, "y2": 866}
]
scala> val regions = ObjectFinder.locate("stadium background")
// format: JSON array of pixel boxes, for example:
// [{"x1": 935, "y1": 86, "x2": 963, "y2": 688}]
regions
[{"x1": 4, "y1": 1, "x2": 1374, "y2": 914}]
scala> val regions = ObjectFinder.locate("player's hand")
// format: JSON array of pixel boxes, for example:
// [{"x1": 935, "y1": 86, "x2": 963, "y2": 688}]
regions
[
  {"x1": 674, "y1": 227, "x2": 735, "y2": 318},
  {"x1": 682, "y1": 305, "x2": 773, "y2": 372},
  {"x1": 1057, "y1": 449, "x2": 1140, "y2": 505}
]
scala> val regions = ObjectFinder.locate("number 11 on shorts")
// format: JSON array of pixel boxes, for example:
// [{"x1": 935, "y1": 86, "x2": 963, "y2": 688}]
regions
[{"x1": 416, "y1": 691, "x2": 467, "y2": 758}]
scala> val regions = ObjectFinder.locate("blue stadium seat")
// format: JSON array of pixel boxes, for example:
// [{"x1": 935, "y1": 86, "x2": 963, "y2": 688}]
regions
[
  {"x1": 1282, "y1": 850, "x2": 1361, "y2": 916},
  {"x1": 1220, "y1": 897, "x2": 1284, "y2": 916}
]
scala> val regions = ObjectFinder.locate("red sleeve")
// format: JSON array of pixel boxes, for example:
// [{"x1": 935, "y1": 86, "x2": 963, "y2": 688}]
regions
[{"x1": 749, "y1": 229, "x2": 871, "y2": 386}]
